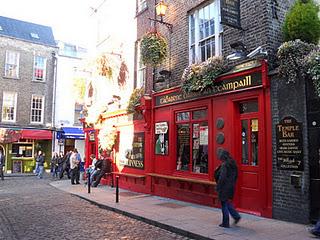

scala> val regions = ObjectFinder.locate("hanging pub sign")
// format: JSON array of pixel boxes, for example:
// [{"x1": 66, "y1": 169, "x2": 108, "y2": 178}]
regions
[
  {"x1": 155, "y1": 122, "x2": 169, "y2": 155},
  {"x1": 221, "y1": 0, "x2": 241, "y2": 29},
  {"x1": 276, "y1": 116, "x2": 303, "y2": 171},
  {"x1": 120, "y1": 132, "x2": 144, "y2": 169}
]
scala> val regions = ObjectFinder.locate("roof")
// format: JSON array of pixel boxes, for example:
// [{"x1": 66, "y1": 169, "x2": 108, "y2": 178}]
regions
[{"x1": 0, "y1": 16, "x2": 56, "y2": 47}]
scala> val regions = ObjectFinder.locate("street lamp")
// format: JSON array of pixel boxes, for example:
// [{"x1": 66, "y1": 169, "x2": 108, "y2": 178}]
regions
[{"x1": 149, "y1": 0, "x2": 173, "y2": 33}]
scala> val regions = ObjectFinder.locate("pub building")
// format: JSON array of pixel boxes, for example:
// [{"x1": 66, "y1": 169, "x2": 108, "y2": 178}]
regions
[{"x1": 83, "y1": 0, "x2": 319, "y2": 224}]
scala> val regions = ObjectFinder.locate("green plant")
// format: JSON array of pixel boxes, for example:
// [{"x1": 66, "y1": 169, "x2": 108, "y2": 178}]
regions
[
  {"x1": 306, "y1": 48, "x2": 320, "y2": 95},
  {"x1": 181, "y1": 56, "x2": 227, "y2": 93},
  {"x1": 277, "y1": 39, "x2": 316, "y2": 83},
  {"x1": 97, "y1": 54, "x2": 113, "y2": 78},
  {"x1": 140, "y1": 32, "x2": 168, "y2": 66},
  {"x1": 126, "y1": 88, "x2": 145, "y2": 113},
  {"x1": 283, "y1": 0, "x2": 320, "y2": 44}
]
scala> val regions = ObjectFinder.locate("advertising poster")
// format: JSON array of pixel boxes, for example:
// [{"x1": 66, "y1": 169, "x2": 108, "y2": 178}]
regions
[{"x1": 155, "y1": 122, "x2": 169, "y2": 155}]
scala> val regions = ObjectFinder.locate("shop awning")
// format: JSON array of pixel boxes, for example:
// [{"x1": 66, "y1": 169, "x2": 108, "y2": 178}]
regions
[
  {"x1": 61, "y1": 127, "x2": 84, "y2": 139},
  {"x1": 21, "y1": 129, "x2": 52, "y2": 140}
]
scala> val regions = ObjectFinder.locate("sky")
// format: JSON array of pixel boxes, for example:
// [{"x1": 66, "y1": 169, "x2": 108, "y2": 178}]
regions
[{"x1": 0, "y1": 0, "x2": 97, "y2": 48}]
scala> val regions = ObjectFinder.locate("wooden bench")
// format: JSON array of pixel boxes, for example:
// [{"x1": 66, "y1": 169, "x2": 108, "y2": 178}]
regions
[
  {"x1": 112, "y1": 172, "x2": 146, "y2": 184},
  {"x1": 147, "y1": 173, "x2": 216, "y2": 193}
]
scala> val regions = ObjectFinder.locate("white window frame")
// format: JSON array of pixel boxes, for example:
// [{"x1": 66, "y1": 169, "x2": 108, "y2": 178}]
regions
[
  {"x1": 136, "y1": 40, "x2": 146, "y2": 88},
  {"x1": 137, "y1": 0, "x2": 147, "y2": 13},
  {"x1": 33, "y1": 56, "x2": 47, "y2": 81},
  {"x1": 5, "y1": 51, "x2": 20, "y2": 78},
  {"x1": 2, "y1": 91, "x2": 17, "y2": 122},
  {"x1": 188, "y1": 1, "x2": 222, "y2": 64},
  {"x1": 30, "y1": 95, "x2": 44, "y2": 124}
]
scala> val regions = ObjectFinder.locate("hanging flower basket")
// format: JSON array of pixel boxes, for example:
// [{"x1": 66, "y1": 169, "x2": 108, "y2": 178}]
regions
[
  {"x1": 181, "y1": 56, "x2": 227, "y2": 93},
  {"x1": 98, "y1": 125, "x2": 117, "y2": 153},
  {"x1": 126, "y1": 88, "x2": 145, "y2": 114},
  {"x1": 96, "y1": 54, "x2": 113, "y2": 78},
  {"x1": 277, "y1": 39, "x2": 316, "y2": 83},
  {"x1": 306, "y1": 48, "x2": 320, "y2": 96},
  {"x1": 140, "y1": 32, "x2": 168, "y2": 67}
]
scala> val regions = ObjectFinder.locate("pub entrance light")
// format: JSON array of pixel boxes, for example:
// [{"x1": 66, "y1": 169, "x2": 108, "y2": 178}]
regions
[{"x1": 149, "y1": 0, "x2": 173, "y2": 33}]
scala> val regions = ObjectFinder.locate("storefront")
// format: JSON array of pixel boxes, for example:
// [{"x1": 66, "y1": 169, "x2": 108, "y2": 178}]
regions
[
  {"x1": 84, "y1": 59, "x2": 272, "y2": 217},
  {"x1": 56, "y1": 127, "x2": 85, "y2": 155},
  {"x1": 0, "y1": 128, "x2": 52, "y2": 173}
]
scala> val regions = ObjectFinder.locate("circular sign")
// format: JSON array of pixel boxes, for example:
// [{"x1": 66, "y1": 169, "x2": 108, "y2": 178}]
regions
[
  {"x1": 216, "y1": 132, "x2": 225, "y2": 144},
  {"x1": 216, "y1": 118, "x2": 225, "y2": 129}
]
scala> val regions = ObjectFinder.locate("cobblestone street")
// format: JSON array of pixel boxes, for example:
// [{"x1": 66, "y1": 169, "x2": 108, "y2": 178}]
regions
[{"x1": 0, "y1": 175, "x2": 192, "y2": 240}]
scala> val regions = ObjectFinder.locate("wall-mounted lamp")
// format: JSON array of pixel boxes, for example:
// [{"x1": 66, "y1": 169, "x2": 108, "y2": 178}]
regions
[
  {"x1": 149, "y1": 0, "x2": 173, "y2": 33},
  {"x1": 226, "y1": 41, "x2": 247, "y2": 61}
]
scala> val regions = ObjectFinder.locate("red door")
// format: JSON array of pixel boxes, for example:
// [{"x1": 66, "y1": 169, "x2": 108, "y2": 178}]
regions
[{"x1": 235, "y1": 99, "x2": 262, "y2": 214}]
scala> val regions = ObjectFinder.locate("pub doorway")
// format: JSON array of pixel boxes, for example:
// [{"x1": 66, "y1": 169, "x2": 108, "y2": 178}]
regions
[{"x1": 234, "y1": 99, "x2": 263, "y2": 215}]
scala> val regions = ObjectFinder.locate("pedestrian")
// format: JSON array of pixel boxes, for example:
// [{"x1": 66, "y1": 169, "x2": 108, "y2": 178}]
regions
[
  {"x1": 34, "y1": 150, "x2": 41, "y2": 175},
  {"x1": 309, "y1": 219, "x2": 320, "y2": 237},
  {"x1": 70, "y1": 149, "x2": 80, "y2": 185},
  {"x1": 215, "y1": 149, "x2": 241, "y2": 228},
  {"x1": 50, "y1": 152, "x2": 59, "y2": 179},
  {"x1": 0, "y1": 149, "x2": 5, "y2": 180},
  {"x1": 88, "y1": 154, "x2": 99, "y2": 185},
  {"x1": 80, "y1": 156, "x2": 85, "y2": 181},
  {"x1": 36, "y1": 151, "x2": 45, "y2": 179},
  {"x1": 74, "y1": 149, "x2": 82, "y2": 183},
  {"x1": 59, "y1": 151, "x2": 71, "y2": 179}
]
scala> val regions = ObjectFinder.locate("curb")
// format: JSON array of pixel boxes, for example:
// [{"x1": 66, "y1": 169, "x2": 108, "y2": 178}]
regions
[{"x1": 73, "y1": 194, "x2": 214, "y2": 240}]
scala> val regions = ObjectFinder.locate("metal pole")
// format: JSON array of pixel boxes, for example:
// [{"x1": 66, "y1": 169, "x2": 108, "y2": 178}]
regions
[
  {"x1": 116, "y1": 176, "x2": 119, "y2": 203},
  {"x1": 88, "y1": 171, "x2": 91, "y2": 194}
]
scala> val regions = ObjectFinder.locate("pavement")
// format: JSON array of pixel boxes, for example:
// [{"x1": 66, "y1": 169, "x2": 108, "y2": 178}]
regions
[{"x1": 50, "y1": 179, "x2": 317, "y2": 240}]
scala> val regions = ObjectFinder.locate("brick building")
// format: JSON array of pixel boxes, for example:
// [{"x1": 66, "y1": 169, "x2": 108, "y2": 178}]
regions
[
  {"x1": 0, "y1": 16, "x2": 57, "y2": 173},
  {"x1": 83, "y1": 0, "x2": 319, "y2": 224}
]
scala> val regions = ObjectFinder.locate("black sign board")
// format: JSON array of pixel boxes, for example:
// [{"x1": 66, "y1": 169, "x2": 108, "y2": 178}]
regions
[
  {"x1": 121, "y1": 132, "x2": 144, "y2": 169},
  {"x1": 276, "y1": 116, "x2": 303, "y2": 171},
  {"x1": 155, "y1": 72, "x2": 262, "y2": 107},
  {"x1": 221, "y1": 0, "x2": 241, "y2": 29}
]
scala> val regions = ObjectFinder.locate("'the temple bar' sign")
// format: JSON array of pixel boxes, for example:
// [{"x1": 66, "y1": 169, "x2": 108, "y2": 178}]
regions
[{"x1": 221, "y1": 0, "x2": 241, "y2": 29}]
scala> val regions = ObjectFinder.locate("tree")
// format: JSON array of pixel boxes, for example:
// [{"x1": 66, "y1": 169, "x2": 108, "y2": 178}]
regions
[{"x1": 283, "y1": 0, "x2": 320, "y2": 44}]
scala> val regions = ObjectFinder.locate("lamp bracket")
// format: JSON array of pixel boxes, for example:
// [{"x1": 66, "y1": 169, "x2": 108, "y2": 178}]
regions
[{"x1": 148, "y1": 17, "x2": 173, "y2": 33}]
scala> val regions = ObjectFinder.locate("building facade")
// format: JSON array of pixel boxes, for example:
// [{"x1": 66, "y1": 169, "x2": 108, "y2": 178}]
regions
[
  {"x1": 54, "y1": 40, "x2": 87, "y2": 156},
  {"x1": 83, "y1": 0, "x2": 320, "y2": 224},
  {"x1": 0, "y1": 16, "x2": 57, "y2": 173}
]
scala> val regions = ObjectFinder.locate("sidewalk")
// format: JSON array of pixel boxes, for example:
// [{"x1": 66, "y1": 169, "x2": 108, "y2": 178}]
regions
[{"x1": 50, "y1": 180, "x2": 315, "y2": 240}]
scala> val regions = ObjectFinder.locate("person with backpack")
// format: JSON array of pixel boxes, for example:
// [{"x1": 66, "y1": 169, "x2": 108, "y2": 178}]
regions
[{"x1": 216, "y1": 148, "x2": 241, "y2": 228}]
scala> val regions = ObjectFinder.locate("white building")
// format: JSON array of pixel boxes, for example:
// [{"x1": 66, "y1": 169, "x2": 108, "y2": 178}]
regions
[{"x1": 54, "y1": 40, "x2": 88, "y2": 157}]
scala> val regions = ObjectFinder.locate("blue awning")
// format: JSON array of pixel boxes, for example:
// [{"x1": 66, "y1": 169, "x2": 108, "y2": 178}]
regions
[{"x1": 61, "y1": 127, "x2": 84, "y2": 139}]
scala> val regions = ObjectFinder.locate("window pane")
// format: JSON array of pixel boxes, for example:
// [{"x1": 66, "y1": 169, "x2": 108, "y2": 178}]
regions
[
  {"x1": 251, "y1": 119, "x2": 259, "y2": 166},
  {"x1": 176, "y1": 112, "x2": 190, "y2": 121},
  {"x1": 239, "y1": 100, "x2": 258, "y2": 114},
  {"x1": 241, "y1": 120, "x2": 249, "y2": 165},
  {"x1": 193, "y1": 109, "x2": 207, "y2": 120},
  {"x1": 177, "y1": 124, "x2": 190, "y2": 171},
  {"x1": 192, "y1": 122, "x2": 208, "y2": 173}
]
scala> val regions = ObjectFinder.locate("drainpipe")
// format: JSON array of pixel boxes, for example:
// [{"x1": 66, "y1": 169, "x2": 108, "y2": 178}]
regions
[{"x1": 51, "y1": 50, "x2": 58, "y2": 152}]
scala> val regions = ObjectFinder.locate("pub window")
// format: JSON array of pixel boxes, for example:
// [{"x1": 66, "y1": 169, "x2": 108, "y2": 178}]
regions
[{"x1": 176, "y1": 109, "x2": 208, "y2": 174}]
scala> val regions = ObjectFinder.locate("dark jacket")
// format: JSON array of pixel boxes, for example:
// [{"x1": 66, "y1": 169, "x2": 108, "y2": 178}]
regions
[
  {"x1": 216, "y1": 153, "x2": 238, "y2": 202},
  {"x1": 0, "y1": 154, "x2": 5, "y2": 166},
  {"x1": 37, "y1": 155, "x2": 45, "y2": 166}
]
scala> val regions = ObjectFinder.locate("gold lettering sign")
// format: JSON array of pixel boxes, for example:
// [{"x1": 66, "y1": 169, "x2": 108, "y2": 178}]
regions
[{"x1": 155, "y1": 72, "x2": 262, "y2": 106}]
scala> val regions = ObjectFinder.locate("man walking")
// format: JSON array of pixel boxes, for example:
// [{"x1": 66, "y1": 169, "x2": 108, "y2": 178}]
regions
[
  {"x1": 0, "y1": 150, "x2": 5, "y2": 180},
  {"x1": 36, "y1": 151, "x2": 45, "y2": 179},
  {"x1": 216, "y1": 149, "x2": 241, "y2": 228},
  {"x1": 70, "y1": 149, "x2": 80, "y2": 185}
]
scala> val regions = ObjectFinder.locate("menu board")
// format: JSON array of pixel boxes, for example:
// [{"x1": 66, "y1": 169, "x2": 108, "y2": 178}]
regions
[
  {"x1": 276, "y1": 116, "x2": 303, "y2": 171},
  {"x1": 221, "y1": 0, "x2": 241, "y2": 29},
  {"x1": 13, "y1": 161, "x2": 22, "y2": 173}
]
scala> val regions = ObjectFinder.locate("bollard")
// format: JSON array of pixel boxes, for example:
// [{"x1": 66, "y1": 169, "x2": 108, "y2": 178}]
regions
[
  {"x1": 116, "y1": 176, "x2": 119, "y2": 203},
  {"x1": 88, "y1": 171, "x2": 91, "y2": 194}
]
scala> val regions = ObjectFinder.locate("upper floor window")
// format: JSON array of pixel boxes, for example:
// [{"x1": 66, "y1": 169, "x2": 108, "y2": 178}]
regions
[
  {"x1": 189, "y1": 1, "x2": 222, "y2": 63},
  {"x1": 136, "y1": 40, "x2": 146, "y2": 88},
  {"x1": 137, "y1": 0, "x2": 147, "y2": 13},
  {"x1": 5, "y1": 51, "x2": 20, "y2": 78},
  {"x1": 33, "y1": 56, "x2": 47, "y2": 81},
  {"x1": 30, "y1": 95, "x2": 44, "y2": 124},
  {"x1": 2, "y1": 91, "x2": 17, "y2": 122}
]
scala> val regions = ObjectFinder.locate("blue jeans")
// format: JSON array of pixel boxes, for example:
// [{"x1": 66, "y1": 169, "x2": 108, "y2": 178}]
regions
[
  {"x1": 221, "y1": 200, "x2": 241, "y2": 226},
  {"x1": 38, "y1": 166, "x2": 44, "y2": 179},
  {"x1": 34, "y1": 162, "x2": 39, "y2": 174},
  {"x1": 313, "y1": 219, "x2": 320, "y2": 234}
]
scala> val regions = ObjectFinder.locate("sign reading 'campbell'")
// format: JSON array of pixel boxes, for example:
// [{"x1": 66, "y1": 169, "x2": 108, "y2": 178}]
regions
[{"x1": 155, "y1": 72, "x2": 262, "y2": 106}]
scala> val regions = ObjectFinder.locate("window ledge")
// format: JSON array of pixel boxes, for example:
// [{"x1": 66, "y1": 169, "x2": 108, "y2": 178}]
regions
[
  {"x1": 31, "y1": 79, "x2": 46, "y2": 83},
  {"x1": 3, "y1": 76, "x2": 19, "y2": 80}
]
